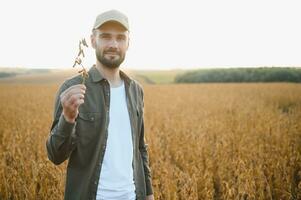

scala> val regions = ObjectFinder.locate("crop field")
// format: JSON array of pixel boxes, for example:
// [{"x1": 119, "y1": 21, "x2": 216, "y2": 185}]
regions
[{"x1": 0, "y1": 81, "x2": 300, "y2": 199}]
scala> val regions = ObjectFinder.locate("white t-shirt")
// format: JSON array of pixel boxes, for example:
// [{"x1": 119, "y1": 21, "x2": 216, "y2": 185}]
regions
[{"x1": 96, "y1": 80, "x2": 136, "y2": 200}]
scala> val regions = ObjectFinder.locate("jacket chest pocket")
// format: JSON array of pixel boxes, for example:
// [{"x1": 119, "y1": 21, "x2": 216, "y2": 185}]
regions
[{"x1": 76, "y1": 112, "x2": 102, "y2": 144}]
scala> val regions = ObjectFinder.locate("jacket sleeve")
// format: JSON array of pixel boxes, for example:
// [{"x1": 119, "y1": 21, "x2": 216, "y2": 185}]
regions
[
  {"x1": 138, "y1": 87, "x2": 154, "y2": 196},
  {"x1": 46, "y1": 82, "x2": 78, "y2": 165}
]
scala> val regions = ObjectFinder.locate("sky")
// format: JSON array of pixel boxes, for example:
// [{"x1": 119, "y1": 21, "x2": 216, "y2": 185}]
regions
[{"x1": 0, "y1": 0, "x2": 300, "y2": 70}]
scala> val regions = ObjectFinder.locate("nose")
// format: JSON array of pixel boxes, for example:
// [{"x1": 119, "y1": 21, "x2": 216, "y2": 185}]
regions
[{"x1": 108, "y1": 39, "x2": 118, "y2": 48}]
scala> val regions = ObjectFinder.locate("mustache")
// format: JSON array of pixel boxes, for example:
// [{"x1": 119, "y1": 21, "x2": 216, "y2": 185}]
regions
[{"x1": 104, "y1": 49, "x2": 120, "y2": 54}]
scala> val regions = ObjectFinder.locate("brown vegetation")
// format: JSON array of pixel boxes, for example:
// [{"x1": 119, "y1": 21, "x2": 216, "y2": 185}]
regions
[{"x1": 0, "y1": 83, "x2": 300, "y2": 199}]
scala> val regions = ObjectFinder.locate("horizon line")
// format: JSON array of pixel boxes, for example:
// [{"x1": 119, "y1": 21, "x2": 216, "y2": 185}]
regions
[{"x1": 1, "y1": 65, "x2": 301, "y2": 71}]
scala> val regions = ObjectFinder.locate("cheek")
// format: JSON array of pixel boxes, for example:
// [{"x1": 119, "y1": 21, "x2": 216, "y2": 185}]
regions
[
  {"x1": 95, "y1": 42, "x2": 105, "y2": 52},
  {"x1": 95, "y1": 40, "x2": 101, "y2": 48},
  {"x1": 119, "y1": 43, "x2": 128, "y2": 52}
]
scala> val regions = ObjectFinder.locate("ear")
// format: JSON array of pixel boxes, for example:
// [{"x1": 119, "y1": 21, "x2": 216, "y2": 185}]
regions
[
  {"x1": 90, "y1": 33, "x2": 96, "y2": 49},
  {"x1": 126, "y1": 36, "x2": 130, "y2": 50}
]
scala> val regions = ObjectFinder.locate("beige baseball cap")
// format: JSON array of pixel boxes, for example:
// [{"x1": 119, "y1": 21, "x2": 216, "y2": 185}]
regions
[{"x1": 93, "y1": 10, "x2": 129, "y2": 31}]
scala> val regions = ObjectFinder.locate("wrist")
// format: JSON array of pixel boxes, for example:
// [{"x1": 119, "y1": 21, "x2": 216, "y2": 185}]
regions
[{"x1": 62, "y1": 112, "x2": 75, "y2": 124}]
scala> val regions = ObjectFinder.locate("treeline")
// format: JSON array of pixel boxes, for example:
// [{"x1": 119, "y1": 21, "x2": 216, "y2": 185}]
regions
[
  {"x1": 174, "y1": 67, "x2": 301, "y2": 83},
  {"x1": 0, "y1": 72, "x2": 16, "y2": 78},
  {"x1": 0, "y1": 69, "x2": 50, "y2": 79}
]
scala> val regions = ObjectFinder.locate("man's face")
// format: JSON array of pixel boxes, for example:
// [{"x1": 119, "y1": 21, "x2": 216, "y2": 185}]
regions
[{"x1": 91, "y1": 21, "x2": 129, "y2": 69}]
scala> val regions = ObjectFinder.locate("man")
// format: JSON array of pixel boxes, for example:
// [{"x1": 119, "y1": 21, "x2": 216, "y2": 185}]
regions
[{"x1": 46, "y1": 10, "x2": 154, "y2": 200}]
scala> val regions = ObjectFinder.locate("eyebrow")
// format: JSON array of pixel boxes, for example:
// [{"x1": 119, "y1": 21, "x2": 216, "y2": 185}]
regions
[{"x1": 98, "y1": 32, "x2": 127, "y2": 37}]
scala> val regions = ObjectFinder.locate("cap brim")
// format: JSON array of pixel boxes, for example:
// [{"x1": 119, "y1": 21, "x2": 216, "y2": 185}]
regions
[{"x1": 93, "y1": 18, "x2": 129, "y2": 31}]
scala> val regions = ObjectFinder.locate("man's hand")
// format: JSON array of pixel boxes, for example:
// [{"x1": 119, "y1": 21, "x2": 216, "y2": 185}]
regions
[
  {"x1": 146, "y1": 194, "x2": 154, "y2": 200},
  {"x1": 60, "y1": 84, "x2": 86, "y2": 123}
]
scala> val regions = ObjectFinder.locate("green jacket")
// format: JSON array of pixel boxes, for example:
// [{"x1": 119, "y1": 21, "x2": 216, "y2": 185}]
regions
[{"x1": 46, "y1": 65, "x2": 153, "y2": 200}]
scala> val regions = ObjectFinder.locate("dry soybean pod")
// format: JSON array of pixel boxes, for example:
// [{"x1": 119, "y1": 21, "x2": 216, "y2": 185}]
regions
[{"x1": 72, "y1": 38, "x2": 89, "y2": 85}]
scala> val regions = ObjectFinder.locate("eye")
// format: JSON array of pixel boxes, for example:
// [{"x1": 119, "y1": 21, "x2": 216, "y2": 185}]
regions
[
  {"x1": 117, "y1": 35, "x2": 126, "y2": 41},
  {"x1": 100, "y1": 34, "x2": 111, "y2": 40}
]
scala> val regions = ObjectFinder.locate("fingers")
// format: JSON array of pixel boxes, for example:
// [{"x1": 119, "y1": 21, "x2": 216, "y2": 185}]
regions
[
  {"x1": 69, "y1": 98, "x2": 85, "y2": 111},
  {"x1": 60, "y1": 84, "x2": 86, "y2": 99},
  {"x1": 61, "y1": 84, "x2": 86, "y2": 96},
  {"x1": 67, "y1": 93, "x2": 85, "y2": 108},
  {"x1": 60, "y1": 85, "x2": 86, "y2": 103},
  {"x1": 61, "y1": 90, "x2": 85, "y2": 107},
  {"x1": 60, "y1": 84, "x2": 86, "y2": 111},
  {"x1": 62, "y1": 93, "x2": 85, "y2": 109}
]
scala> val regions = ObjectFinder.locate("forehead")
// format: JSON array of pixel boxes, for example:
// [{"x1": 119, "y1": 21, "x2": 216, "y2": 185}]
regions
[{"x1": 97, "y1": 21, "x2": 128, "y2": 35}]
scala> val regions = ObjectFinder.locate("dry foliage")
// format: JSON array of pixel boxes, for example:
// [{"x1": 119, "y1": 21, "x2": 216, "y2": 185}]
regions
[
  {"x1": 0, "y1": 83, "x2": 300, "y2": 200},
  {"x1": 72, "y1": 38, "x2": 89, "y2": 84}
]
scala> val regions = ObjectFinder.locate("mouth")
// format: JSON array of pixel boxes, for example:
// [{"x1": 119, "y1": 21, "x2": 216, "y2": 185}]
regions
[{"x1": 105, "y1": 52, "x2": 119, "y2": 56}]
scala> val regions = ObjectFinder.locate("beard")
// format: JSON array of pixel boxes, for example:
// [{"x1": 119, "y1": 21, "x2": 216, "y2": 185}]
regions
[{"x1": 96, "y1": 48, "x2": 125, "y2": 69}]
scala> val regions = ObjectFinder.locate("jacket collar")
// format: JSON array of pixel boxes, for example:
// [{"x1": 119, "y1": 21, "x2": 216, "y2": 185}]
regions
[{"x1": 89, "y1": 64, "x2": 133, "y2": 85}]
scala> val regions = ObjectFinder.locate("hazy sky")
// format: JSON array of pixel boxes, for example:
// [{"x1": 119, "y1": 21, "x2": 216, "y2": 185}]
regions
[{"x1": 0, "y1": 0, "x2": 300, "y2": 70}]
